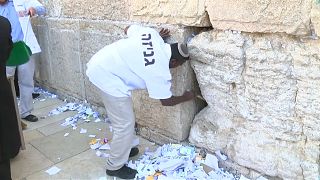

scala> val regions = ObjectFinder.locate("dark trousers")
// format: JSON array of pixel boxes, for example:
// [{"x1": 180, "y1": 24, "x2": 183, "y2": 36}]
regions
[{"x1": 0, "y1": 160, "x2": 12, "y2": 180}]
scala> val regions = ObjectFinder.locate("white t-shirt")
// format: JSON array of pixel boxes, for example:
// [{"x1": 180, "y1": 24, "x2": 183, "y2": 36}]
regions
[{"x1": 86, "y1": 25, "x2": 172, "y2": 99}]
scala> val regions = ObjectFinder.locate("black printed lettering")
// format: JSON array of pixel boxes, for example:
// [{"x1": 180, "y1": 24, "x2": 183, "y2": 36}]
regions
[
  {"x1": 141, "y1": 33, "x2": 156, "y2": 66},
  {"x1": 141, "y1": 34, "x2": 151, "y2": 40},
  {"x1": 143, "y1": 51, "x2": 154, "y2": 57},
  {"x1": 142, "y1": 41, "x2": 153, "y2": 47},
  {"x1": 144, "y1": 58, "x2": 155, "y2": 66}
]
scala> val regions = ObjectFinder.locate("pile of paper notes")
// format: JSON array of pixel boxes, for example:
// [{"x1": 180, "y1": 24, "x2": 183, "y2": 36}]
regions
[{"x1": 128, "y1": 144, "x2": 236, "y2": 180}]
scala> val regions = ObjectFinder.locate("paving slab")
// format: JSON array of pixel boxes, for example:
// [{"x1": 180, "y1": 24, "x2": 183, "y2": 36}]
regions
[
  {"x1": 26, "y1": 137, "x2": 159, "y2": 180},
  {"x1": 30, "y1": 121, "x2": 110, "y2": 163},
  {"x1": 37, "y1": 118, "x2": 84, "y2": 136},
  {"x1": 33, "y1": 98, "x2": 63, "y2": 110},
  {"x1": 23, "y1": 110, "x2": 77, "y2": 132},
  {"x1": 11, "y1": 144, "x2": 54, "y2": 180},
  {"x1": 12, "y1": 96, "x2": 162, "y2": 180},
  {"x1": 32, "y1": 100, "x2": 65, "y2": 118},
  {"x1": 25, "y1": 149, "x2": 107, "y2": 180},
  {"x1": 23, "y1": 129, "x2": 45, "y2": 144}
]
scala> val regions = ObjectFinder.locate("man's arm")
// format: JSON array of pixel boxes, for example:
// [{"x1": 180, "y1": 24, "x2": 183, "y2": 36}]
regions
[
  {"x1": 25, "y1": 0, "x2": 46, "y2": 17},
  {"x1": 160, "y1": 91, "x2": 195, "y2": 106}
]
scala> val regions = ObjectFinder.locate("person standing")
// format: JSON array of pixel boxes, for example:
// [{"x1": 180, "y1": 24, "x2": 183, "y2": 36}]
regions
[
  {"x1": 86, "y1": 25, "x2": 194, "y2": 179},
  {"x1": 0, "y1": 15, "x2": 22, "y2": 180},
  {"x1": 6, "y1": 0, "x2": 46, "y2": 122},
  {"x1": 0, "y1": 0, "x2": 28, "y2": 130}
]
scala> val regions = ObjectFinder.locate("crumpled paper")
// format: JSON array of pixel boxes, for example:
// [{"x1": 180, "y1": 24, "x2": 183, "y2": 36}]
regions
[
  {"x1": 48, "y1": 102, "x2": 100, "y2": 127},
  {"x1": 128, "y1": 144, "x2": 236, "y2": 180}
]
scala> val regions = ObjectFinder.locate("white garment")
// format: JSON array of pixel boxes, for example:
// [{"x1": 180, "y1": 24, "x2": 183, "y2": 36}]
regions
[
  {"x1": 14, "y1": 0, "x2": 42, "y2": 54},
  {"x1": 86, "y1": 25, "x2": 172, "y2": 99}
]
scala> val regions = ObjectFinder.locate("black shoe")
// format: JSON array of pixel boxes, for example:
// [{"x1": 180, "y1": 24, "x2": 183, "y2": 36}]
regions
[
  {"x1": 32, "y1": 93, "x2": 40, "y2": 99},
  {"x1": 22, "y1": 114, "x2": 38, "y2": 122},
  {"x1": 106, "y1": 165, "x2": 137, "y2": 179},
  {"x1": 129, "y1": 147, "x2": 139, "y2": 157}
]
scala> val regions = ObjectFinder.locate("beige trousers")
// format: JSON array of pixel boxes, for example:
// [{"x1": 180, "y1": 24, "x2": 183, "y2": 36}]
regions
[{"x1": 100, "y1": 91, "x2": 135, "y2": 170}]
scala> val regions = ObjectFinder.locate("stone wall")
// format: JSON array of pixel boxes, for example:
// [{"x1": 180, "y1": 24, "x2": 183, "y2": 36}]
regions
[
  {"x1": 188, "y1": 31, "x2": 320, "y2": 179},
  {"x1": 33, "y1": 0, "x2": 203, "y2": 144},
  {"x1": 33, "y1": 0, "x2": 320, "y2": 179}
]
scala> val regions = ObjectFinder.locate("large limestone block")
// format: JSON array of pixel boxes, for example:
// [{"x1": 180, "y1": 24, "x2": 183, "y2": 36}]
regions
[
  {"x1": 230, "y1": 130, "x2": 304, "y2": 179},
  {"x1": 205, "y1": 0, "x2": 313, "y2": 35},
  {"x1": 311, "y1": 0, "x2": 320, "y2": 36},
  {"x1": 301, "y1": 141, "x2": 320, "y2": 179},
  {"x1": 133, "y1": 63, "x2": 198, "y2": 142},
  {"x1": 130, "y1": 0, "x2": 211, "y2": 27},
  {"x1": 35, "y1": 18, "x2": 86, "y2": 99},
  {"x1": 189, "y1": 107, "x2": 236, "y2": 151},
  {"x1": 32, "y1": 18, "x2": 51, "y2": 85},
  {"x1": 292, "y1": 40, "x2": 320, "y2": 141},
  {"x1": 43, "y1": 0, "x2": 129, "y2": 20},
  {"x1": 188, "y1": 30, "x2": 320, "y2": 178},
  {"x1": 39, "y1": 0, "x2": 62, "y2": 17}
]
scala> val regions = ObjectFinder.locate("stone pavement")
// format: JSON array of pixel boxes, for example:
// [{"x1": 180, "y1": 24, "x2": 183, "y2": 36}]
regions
[{"x1": 10, "y1": 96, "x2": 158, "y2": 180}]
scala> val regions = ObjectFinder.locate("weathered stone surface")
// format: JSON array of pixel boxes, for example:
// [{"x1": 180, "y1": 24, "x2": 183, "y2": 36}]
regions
[
  {"x1": 311, "y1": 0, "x2": 320, "y2": 36},
  {"x1": 133, "y1": 62, "x2": 198, "y2": 141},
  {"x1": 34, "y1": 1, "x2": 320, "y2": 178},
  {"x1": 130, "y1": 0, "x2": 211, "y2": 27},
  {"x1": 205, "y1": 0, "x2": 313, "y2": 35},
  {"x1": 34, "y1": 18, "x2": 85, "y2": 99},
  {"x1": 230, "y1": 130, "x2": 304, "y2": 179},
  {"x1": 39, "y1": 0, "x2": 62, "y2": 17},
  {"x1": 35, "y1": 18, "x2": 200, "y2": 141},
  {"x1": 41, "y1": 0, "x2": 129, "y2": 20},
  {"x1": 48, "y1": 19, "x2": 85, "y2": 99},
  {"x1": 63, "y1": 0, "x2": 129, "y2": 20},
  {"x1": 188, "y1": 30, "x2": 320, "y2": 179},
  {"x1": 32, "y1": 18, "x2": 51, "y2": 85}
]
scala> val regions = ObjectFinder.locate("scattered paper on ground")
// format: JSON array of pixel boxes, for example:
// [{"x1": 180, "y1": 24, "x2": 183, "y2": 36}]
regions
[
  {"x1": 80, "y1": 128, "x2": 87, "y2": 134},
  {"x1": 35, "y1": 87, "x2": 250, "y2": 180},
  {"x1": 47, "y1": 101, "x2": 101, "y2": 128},
  {"x1": 45, "y1": 166, "x2": 61, "y2": 175},
  {"x1": 128, "y1": 144, "x2": 236, "y2": 180}
]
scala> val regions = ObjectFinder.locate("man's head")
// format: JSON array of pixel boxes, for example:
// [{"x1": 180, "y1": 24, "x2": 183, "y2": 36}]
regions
[
  {"x1": 0, "y1": 0, "x2": 8, "y2": 5},
  {"x1": 169, "y1": 43, "x2": 189, "y2": 68}
]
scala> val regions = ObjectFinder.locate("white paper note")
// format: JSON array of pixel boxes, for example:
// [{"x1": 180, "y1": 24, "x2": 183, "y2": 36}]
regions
[
  {"x1": 45, "y1": 166, "x2": 61, "y2": 175},
  {"x1": 80, "y1": 128, "x2": 87, "y2": 134}
]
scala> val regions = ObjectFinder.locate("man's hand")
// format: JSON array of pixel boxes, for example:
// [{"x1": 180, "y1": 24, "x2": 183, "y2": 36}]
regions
[
  {"x1": 159, "y1": 28, "x2": 170, "y2": 39},
  {"x1": 160, "y1": 90, "x2": 195, "y2": 106},
  {"x1": 27, "y1": 7, "x2": 36, "y2": 17}
]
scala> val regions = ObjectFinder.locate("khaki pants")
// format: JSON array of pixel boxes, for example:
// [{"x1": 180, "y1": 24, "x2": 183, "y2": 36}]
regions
[{"x1": 100, "y1": 91, "x2": 135, "y2": 170}]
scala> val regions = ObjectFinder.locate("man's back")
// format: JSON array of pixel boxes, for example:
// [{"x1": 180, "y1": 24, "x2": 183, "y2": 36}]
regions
[{"x1": 86, "y1": 25, "x2": 173, "y2": 99}]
